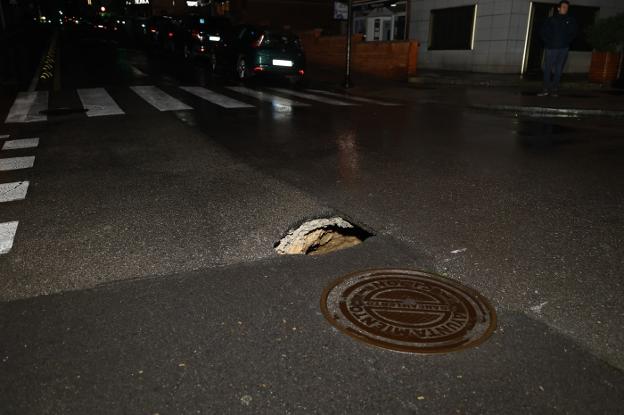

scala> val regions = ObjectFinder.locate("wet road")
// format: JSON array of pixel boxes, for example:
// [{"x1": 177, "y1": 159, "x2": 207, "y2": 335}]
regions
[{"x1": 1, "y1": 30, "x2": 623, "y2": 414}]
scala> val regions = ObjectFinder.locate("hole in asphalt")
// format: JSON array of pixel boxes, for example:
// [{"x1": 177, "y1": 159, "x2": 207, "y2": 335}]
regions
[
  {"x1": 39, "y1": 107, "x2": 89, "y2": 116},
  {"x1": 274, "y1": 217, "x2": 372, "y2": 256}
]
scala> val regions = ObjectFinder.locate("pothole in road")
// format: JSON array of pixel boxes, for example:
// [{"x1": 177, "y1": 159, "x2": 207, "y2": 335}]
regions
[{"x1": 274, "y1": 217, "x2": 373, "y2": 256}]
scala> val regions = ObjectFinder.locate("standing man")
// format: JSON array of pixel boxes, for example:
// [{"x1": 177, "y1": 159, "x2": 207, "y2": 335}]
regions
[{"x1": 539, "y1": 1, "x2": 578, "y2": 96}]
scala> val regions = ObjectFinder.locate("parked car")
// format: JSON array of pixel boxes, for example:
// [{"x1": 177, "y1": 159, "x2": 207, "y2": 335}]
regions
[
  {"x1": 175, "y1": 15, "x2": 232, "y2": 67},
  {"x1": 146, "y1": 16, "x2": 179, "y2": 52},
  {"x1": 225, "y1": 25, "x2": 306, "y2": 84}
]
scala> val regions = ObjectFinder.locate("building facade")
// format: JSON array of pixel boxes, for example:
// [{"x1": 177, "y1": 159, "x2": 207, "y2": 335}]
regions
[
  {"x1": 352, "y1": 1, "x2": 409, "y2": 41},
  {"x1": 406, "y1": 0, "x2": 624, "y2": 74},
  {"x1": 127, "y1": 0, "x2": 338, "y2": 31}
]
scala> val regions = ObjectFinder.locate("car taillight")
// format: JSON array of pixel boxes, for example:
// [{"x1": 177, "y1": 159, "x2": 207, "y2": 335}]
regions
[
  {"x1": 298, "y1": 69, "x2": 305, "y2": 76},
  {"x1": 251, "y1": 34, "x2": 264, "y2": 48},
  {"x1": 168, "y1": 32, "x2": 174, "y2": 38},
  {"x1": 149, "y1": 27, "x2": 157, "y2": 33},
  {"x1": 192, "y1": 30, "x2": 202, "y2": 40}
]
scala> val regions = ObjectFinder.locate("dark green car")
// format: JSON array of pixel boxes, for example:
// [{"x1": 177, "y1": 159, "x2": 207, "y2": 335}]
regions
[{"x1": 226, "y1": 25, "x2": 306, "y2": 84}]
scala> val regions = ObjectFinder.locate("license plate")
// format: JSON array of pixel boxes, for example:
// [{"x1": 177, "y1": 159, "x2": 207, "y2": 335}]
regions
[{"x1": 272, "y1": 59, "x2": 293, "y2": 67}]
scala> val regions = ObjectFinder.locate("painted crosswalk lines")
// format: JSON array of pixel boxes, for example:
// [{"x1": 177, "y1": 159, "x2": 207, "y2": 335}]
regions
[
  {"x1": 0, "y1": 221, "x2": 18, "y2": 255},
  {"x1": 308, "y1": 89, "x2": 399, "y2": 106},
  {"x1": 181, "y1": 86, "x2": 254, "y2": 109},
  {"x1": 5, "y1": 91, "x2": 48, "y2": 123},
  {"x1": 3, "y1": 86, "x2": 402, "y2": 124},
  {"x1": 0, "y1": 156, "x2": 35, "y2": 171},
  {"x1": 270, "y1": 88, "x2": 356, "y2": 106},
  {"x1": 130, "y1": 85, "x2": 192, "y2": 111},
  {"x1": 2, "y1": 138, "x2": 39, "y2": 150},
  {"x1": 226, "y1": 86, "x2": 309, "y2": 109},
  {"x1": 78, "y1": 88, "x2": 125, "y2": 117},
  {"x1": 0, "y1": 133, "x2": 36, "y2": 255},
  {"x1": 0, "y1": 181, "x2": 29, "y2": 203}
]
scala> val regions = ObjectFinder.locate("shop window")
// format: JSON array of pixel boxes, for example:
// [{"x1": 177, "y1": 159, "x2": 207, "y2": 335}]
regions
[
  {"x1": 569, "y1": 6, "x2": 599, "y2": 51},
  {"x1": 429, "y1": 5, "x2": 476, "y2": 50}
]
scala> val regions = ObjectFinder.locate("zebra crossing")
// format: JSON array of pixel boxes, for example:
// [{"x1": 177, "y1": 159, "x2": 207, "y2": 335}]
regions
[
  {"x1": 4, "y1": 86, "x2": 399, "y2": 123},
  {"x1": 0, "y1": 134, "x2": 38, "y2": 254}
]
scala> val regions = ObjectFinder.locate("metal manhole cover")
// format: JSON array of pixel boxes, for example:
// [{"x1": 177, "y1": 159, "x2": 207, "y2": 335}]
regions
[{"x1": 321, "y1": 269, "x2": 496, "y2": 354}]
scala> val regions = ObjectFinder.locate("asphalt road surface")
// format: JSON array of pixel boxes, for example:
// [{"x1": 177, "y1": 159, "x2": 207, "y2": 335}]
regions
[{"x1": 0, "y1": 30, "x2": 623, "y2": 414}]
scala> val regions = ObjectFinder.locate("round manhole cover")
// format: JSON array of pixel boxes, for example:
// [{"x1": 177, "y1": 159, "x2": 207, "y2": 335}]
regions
[{"x1": 321, "y1": 269, "x2": 496, "y2": 354}]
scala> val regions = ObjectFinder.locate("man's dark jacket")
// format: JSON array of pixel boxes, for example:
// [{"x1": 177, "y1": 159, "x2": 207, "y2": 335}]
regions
[{"x1": 540, "y1": 13, "x2": 578, "y2": 49}]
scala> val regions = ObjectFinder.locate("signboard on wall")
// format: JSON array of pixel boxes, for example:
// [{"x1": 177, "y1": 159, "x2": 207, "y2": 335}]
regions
[{"x1": 334, "y1": 1, "x2": 348, "y2": 20}]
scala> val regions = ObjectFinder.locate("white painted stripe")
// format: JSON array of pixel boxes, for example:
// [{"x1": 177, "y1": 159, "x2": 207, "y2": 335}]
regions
[
  {"x1": 130, "y1": 86, "x2": 192, "y2": 111},
  {"x1": 131, "y1": 65, "x2": 148, "y2": 78},
  {"x1": 2, "y1": 138, "x2": 40, "y2": 150},
  {"x1": 180, "y1": 86, "x2": 254, "y2": 109},
  {"x1": 0, "y1": 134, "x2": 9, "y2": 139},
  {"x1": 270, "y1": 88, "x2": 356, "y2": 106},
  {"x1": 5, "y1": 91, "x2": 48, "y2": 123},
  {"x1": 227, "y1": 86, "x2": 309, "y2": 109},
  {"x1": 0, "y1": 221, "x2": 18, "y2": 254},
  {"x1": 308, "y1": 89, "x2": 400, "y2": 106},
  {"x1": 77, "y1": 88, "x2": 125, "y2": 117},
  {"x1": 0, "y1": 156, "x2": 35, "y2": 171},
  {"x1": 0, "y1": 181, "x2": 29, "y2": 203}
]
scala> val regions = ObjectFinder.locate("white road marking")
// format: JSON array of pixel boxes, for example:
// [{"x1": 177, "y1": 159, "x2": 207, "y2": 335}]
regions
[
  {"x1": 131, "y1": 65, "x2": 148, "y2": 77},
  {"x1": 77, "y1": 88, "x2": 125, "y2": 117},
  {"x1": 0, "y1": 221, "x2": 19, "y2": 254},
  {"x1": 0, "y1": 156, "x2": 35, "y2": 171},
  {"x1": 5, "y1": 91, "x2": 48, "y2": 123},
  {"x1": 0, "y1": 134, "x2": 9, "y2": 139},
  {"x1": 2, "y1": 138, "x2": 39, "y2": 150},
  {"x1": 180, "y1": 86, "x2": 254, "y2": 109},
  {"x1": 270, "y1": 88, "x2": 356, "y2": 106},
  {"x1": 0, "y1": 181, "x2": 29, "y2": 203},
  {"x1": 308, "y1": 89, "x2": 400, "y2": 106},
  {"x1": 130, "y1": 86, "x2": 192, "y2": 111},
  {"x1": 227, "y1": 86, "x2": 309, "y2": 109}
]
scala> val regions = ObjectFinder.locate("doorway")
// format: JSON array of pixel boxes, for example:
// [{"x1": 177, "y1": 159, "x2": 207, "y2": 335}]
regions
[
  {"x1": 524, "y1": 2, "x2": 554, "y2": 77},
  {"x1": 367, "y1": 17, "x2": 393, "y2": 41}
]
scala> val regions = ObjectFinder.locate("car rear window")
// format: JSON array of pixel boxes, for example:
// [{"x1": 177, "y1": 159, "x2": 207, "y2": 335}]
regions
[
  {"x1": 262, "y1": 32, "x2": 301, "y2": 49},
  {"x1": 185, "y1": 17, "x2": 230, "y2": 32}
]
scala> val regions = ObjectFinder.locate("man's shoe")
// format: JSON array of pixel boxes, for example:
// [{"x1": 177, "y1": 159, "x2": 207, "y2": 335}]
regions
[{"x1": 537, "y1": 91, "x2": 550, "y2": 97}]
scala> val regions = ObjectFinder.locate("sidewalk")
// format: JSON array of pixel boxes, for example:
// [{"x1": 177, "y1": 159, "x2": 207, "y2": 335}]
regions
[
  {"x1": 408, "y1": 69, "x2": 624, "y2": 118},
  {"x1": 307, "y1": 64, "x2": 624, "y2": 118}
]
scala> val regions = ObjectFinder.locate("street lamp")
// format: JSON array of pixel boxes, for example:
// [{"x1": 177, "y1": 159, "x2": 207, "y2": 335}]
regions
[{"x1": 343, "y1": 0, "x2": 353, "y2": 88}]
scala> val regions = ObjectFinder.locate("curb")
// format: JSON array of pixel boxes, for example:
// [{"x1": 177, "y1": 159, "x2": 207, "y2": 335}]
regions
[
  {"x1": 472, "y1": 104, "x2": 624, "y2": 118},
  {"x1": 408, "y1": 76, "x2": 617, "y2": 92}
]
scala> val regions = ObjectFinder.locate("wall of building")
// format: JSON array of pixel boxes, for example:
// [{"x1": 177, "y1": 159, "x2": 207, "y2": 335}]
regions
[
  {"x1": 299, "y1": 31, "x2": 420, "y2": 79},
  {"x1": 409, "y1": 0, "x2": 624, "y2": 74}
]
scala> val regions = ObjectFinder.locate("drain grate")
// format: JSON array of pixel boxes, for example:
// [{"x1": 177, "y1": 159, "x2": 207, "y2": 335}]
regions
[
  {"x1": 275, "y1": 217, "x2": 372, "y2": 256},
  {"x1": 39, "y1": 107, "x2": 88, "y2": 116},
  {"x1": 321, "y1": 269, "x2": 496, "y2": 354}
]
